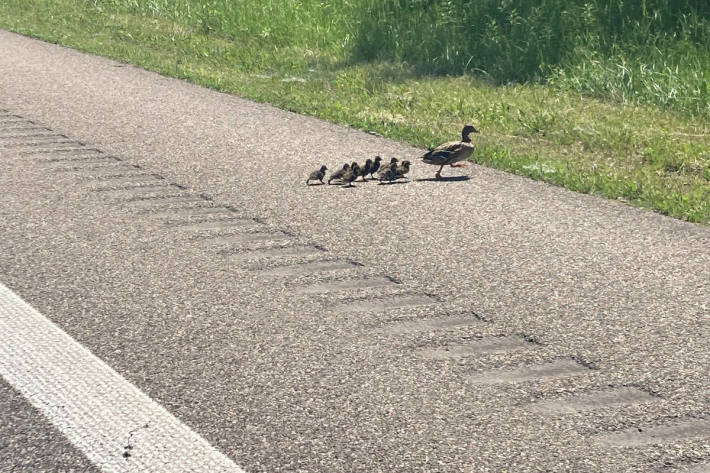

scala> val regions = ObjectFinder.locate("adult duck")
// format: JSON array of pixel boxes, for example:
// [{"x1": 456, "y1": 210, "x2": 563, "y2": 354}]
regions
[{"x1": 421, "y1": 124, "x2": 479, "y2": 179}]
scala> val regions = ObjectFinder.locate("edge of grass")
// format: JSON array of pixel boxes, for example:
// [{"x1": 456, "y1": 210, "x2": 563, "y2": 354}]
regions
[{"x1": 1, "y1": 1, "x2": 708, "y2": 224}]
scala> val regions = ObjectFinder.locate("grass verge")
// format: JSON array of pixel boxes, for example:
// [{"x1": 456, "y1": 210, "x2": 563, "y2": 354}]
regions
[{"x1": 1, "y1": 0, "x2": 709, "y2": 223}]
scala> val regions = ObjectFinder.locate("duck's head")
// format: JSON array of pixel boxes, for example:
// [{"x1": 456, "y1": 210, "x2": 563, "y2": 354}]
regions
[{"x1": 462, "y1": 124, "x2": 479, "y2": 141}]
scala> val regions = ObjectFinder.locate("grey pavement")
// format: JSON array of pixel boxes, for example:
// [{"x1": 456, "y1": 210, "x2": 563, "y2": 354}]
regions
[
  {"x1": 0, "y1": 379, "x2": 101, "y2": 473},
  {"x1": 1, "y1": 29, "x2": 709, "y2": 472}
]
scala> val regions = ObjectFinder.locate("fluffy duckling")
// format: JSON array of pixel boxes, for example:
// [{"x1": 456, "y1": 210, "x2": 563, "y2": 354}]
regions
[
  {"x1": 395, "y1": 160, "x2": 411, "y2": 180},
  {"x1": 342, "y1": 162, "x2": 360, "y2": 187},
  {"x1": 421, "y1": 124, "x2": 479, "y2": 179},
  {"x1": 306, "y1": 165, "x2": 327, "y2": 185},
  {"x1": 377, "y1": 157, "x2": 398, "y2": 178},
  {"x1": 378, "y1": 167, "x2": 398, "y2": 183},
  {"x1": 328, "y1": 163, "x2": 350, "y2": 184},
  {"x1": 358, "y1": 158, "x2": 374, "y2": 181},
  {"x1": 368, "y1": 156, "x2": 382, "y2": 179}
]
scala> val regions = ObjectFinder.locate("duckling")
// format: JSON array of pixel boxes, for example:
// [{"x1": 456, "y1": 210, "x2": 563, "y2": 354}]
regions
[
  {"x1": 342, "y1": 162, "x2": 360, "y2": 187},
  {"x1": 358, "y1": 158, "x2": 374, "y2": 181},
  {"x1": 420, "y1": 124, "x2": 479, "y2": 179},
  {"x1": 394, "y1": 160, "x2": 411, "y2": 180},
  {"x1": 306, "y1": 165, "x2": 327, "y2": 185},
  {"x1": 328, "y1": 163, "x2": 350, "y2": 184},
  {"x1": 368, "y1": 156, "x2": 382, "y2": 179},
  {"x1": 378, "y1": 166, "x2": 398, "y2": 183},
  {"x1": 377, "y1": 157, "x2": 398, "y2": 179}
]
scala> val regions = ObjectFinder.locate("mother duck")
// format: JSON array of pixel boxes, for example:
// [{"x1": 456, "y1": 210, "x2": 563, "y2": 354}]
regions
[{"x1": 421, "y1": 124, "x2": 479, "y2": 179}]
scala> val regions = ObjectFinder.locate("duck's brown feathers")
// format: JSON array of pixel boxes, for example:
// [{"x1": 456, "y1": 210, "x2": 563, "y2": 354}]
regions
[{"x1": 421, "y1": 141, "x2": 475, "y2": 165}]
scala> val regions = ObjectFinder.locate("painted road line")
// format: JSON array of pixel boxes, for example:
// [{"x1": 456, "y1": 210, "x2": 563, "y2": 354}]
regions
[
  {"x1": 529, "y1": 387, "x2": 656, "y2": 414},
  {"x1": 468, "y1": 359, "x2": 590, "y2": 385},
  {"x1": 0, "y1": 281, "x2": 246, "y2": 473},
  {"x1": 594, "y1": 418, "x2": 710, "y2": 447}
]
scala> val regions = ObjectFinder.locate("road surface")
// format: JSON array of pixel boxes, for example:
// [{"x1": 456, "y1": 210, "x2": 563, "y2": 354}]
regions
[{"x1": 1, "y1": 29, "x2": 709, "y2": 472}]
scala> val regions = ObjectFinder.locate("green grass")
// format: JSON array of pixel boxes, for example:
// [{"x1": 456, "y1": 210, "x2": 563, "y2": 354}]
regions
[{"x1": 1, "y1": 0, "x2": 709, "y2": 223}]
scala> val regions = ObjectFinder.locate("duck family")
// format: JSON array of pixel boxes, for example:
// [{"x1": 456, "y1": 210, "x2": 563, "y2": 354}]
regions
[
  {"x1": 306, "y1": 125, "x2": 478, "y2": 186},
  {"x1": 309, "y1": 156, "x2": 411, "y2": 186}
]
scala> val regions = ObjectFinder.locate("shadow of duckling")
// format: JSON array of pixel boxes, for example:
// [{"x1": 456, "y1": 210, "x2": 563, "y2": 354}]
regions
[{"x1": 415, "y1": 175, "x2": 470, "y2": 182}]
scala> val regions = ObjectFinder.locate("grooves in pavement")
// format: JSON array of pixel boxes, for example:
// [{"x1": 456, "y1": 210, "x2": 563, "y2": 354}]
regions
[
  {"x1": 418, "y1": 336, "x2": 531, "y2": 359},
  {"x1": 254, "y1": 260, "x2": 360, "y2": 277},
  {"x1": 3, "y1": 105, "x2": 710, "y2": 469},
  {"x1": 594, "y1": 418, "x2": 710, "y2": 447},
  {"x1": 528, "y1": 387, "x2": 656, "y2": 414}
]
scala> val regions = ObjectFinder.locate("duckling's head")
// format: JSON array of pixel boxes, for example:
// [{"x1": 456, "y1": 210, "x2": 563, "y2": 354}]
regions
[
  {"x1": 320, "y1": 165, "x2": 328, "y2": 172},
  {"x1": 351, "y1": 161, "x2": 359, "y2": 169},
  {"x1": 402, "y1": 160, "x2": 411, "y2": 167},
  {"x1": 374, "y1": 156, "x2": 382, "y2": 163},
  {"x1": 343, "y1": 163, "x2": 350, "y2": 170},
  {"x1": 462, "y1": 124, "x2": 479, "y2": 140},
  {"x1": 365, "y1": 158, "x2": 373, "y2": 165},
  {"x1": 390, "y1": 157, "x2": 398, "y2": 164}
]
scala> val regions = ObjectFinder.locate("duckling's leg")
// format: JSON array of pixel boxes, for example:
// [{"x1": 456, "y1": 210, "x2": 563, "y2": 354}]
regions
[{"x1": 435, "y1": 164, "x2": 445, "y2": 179}]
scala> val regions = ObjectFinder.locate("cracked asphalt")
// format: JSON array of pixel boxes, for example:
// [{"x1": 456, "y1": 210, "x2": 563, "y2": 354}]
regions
[{"x1": 1, "y1": 29, "x2": 709, "y2": 472}]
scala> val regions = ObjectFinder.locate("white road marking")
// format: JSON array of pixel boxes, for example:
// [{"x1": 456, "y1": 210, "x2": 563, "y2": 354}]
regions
[{"x1": 0, "y1": 281, "x2": 246, "y2": 473}]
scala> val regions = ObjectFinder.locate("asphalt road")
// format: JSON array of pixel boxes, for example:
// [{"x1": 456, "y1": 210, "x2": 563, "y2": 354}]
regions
[{"x1": 1, "y1": 29, "x2": 709, "y2": 472}]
